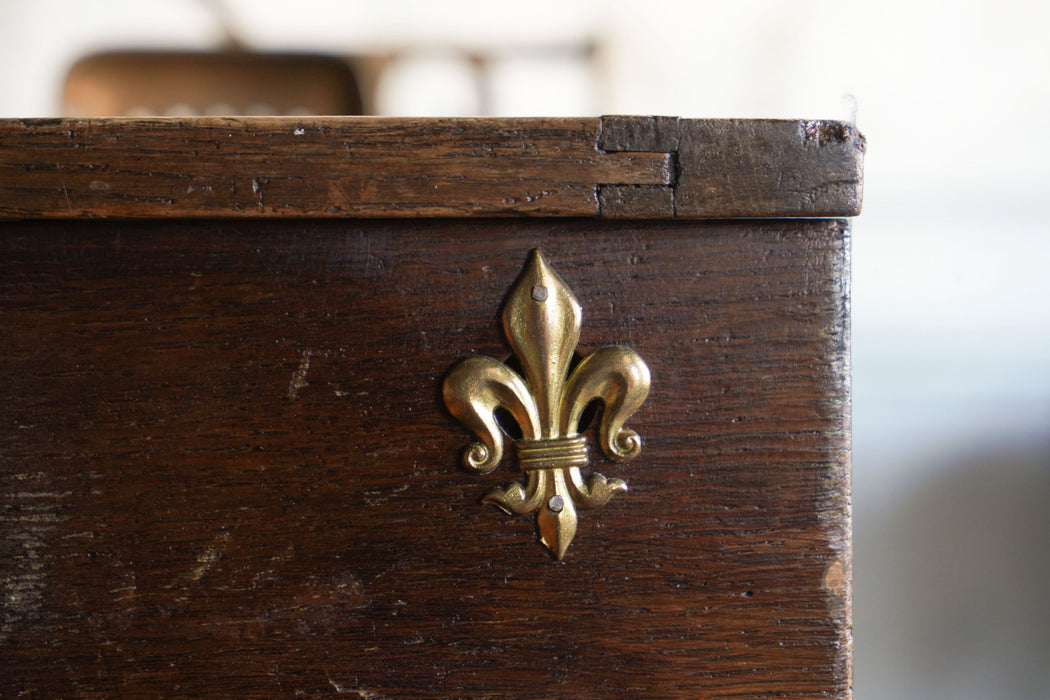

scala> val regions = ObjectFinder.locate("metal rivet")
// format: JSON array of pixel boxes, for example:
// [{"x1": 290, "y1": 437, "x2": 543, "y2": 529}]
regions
[
  {"x1": 547, "y1": 495, "x2": 564, "y2": 513},
  {"x1": 531, "y1": 284, "x2": 548, "y2": 302}
]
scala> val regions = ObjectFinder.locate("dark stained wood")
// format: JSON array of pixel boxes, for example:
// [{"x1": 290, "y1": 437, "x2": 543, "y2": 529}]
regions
[
  {"x1": 0, "y1": 117, "x2": 863, "y2": 220},
  {"x1": 1, "y1": 116, "x2": 857, "y2": 696},
  {"x1": 599, "y1": 114, "x2": 681, "y2": 152},
  {"x1": 0, "y1": 217, "x2": 851, "y2": 698},
  {"x1": 597, "y1": 116, "x2": 865, "y2": 219},
  {"x1": 0, "y1": 117, "x2": 671, "y2": 219},
  {"x1": 675, "y1": 119, "x2": 865, "y2": 218}
]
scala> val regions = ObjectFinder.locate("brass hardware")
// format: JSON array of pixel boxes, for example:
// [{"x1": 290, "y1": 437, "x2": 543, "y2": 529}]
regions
[{"x1": 443, "y1": 250, "x2": 651, "y2": 559}]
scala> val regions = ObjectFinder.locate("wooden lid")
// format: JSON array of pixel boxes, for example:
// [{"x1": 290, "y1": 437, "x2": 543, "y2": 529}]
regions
[{"x1": 0, "y1": 116, "x2": 863, "y2": 220}]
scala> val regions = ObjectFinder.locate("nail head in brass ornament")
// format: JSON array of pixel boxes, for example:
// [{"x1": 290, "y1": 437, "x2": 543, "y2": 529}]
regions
[{"x1": 443, "y1": 250, "x2": 651, "y2": 559}]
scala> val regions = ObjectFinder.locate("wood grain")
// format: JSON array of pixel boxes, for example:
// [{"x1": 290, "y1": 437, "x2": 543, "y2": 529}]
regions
[
  {"x1": 597, "y1": 184, "x2": 677, "y2": 219},
  {"x1": 599, "y1": 115, "x2": 681, "y2": 152},
  {"x1": 0, "y1": 117, "x2": 670, "y2": 219},
  {"x1": 0, "y1": 117, "x2": 863, "y2": 220},
  {"x1": 674, "y1": 119, "x2": 865, "y2": 218},
  {"x1": 0, "y1": 218, "x2": 851, "y2": 698}
]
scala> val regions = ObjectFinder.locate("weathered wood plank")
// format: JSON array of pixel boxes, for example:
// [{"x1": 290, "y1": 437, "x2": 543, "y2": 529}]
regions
[
  {"x1": 598, "y1": 184, "x2": 675, "y2": 218},
  {"x1": 0, "y1": 117, "x2": 672, "y2": 219},
  {"x1": 0, "y1": 218, "x2": 851, "y2": 698},
  {"x1": 599, "y1": 114, "x2": 681, "y2": 152},
  {"x1": 597, "y1": 116, "x2": 864, "y2": 219},
  {"x1": 0, "y1": 117, "x2": 864, "y2": 220},
  {"x1": 675, "y1": 119, "x2": 865, "y2": 218}
]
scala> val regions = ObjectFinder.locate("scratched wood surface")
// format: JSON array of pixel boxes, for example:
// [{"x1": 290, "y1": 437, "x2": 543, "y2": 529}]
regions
[
  {"x1": 0, "y1": 218, "x2": 851, "y2": 698},
  {"x1": 0, "y1": 116, "x2": 864, "y2": 219}
]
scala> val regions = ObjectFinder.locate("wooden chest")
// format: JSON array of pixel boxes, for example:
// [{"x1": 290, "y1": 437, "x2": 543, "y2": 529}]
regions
[{"x1": 1, "y1": 116, "x2": 863, "y2": 697}]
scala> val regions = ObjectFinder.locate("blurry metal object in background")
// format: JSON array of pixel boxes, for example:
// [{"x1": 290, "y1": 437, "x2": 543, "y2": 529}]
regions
[{"x1": 62, "y1": 51, "x2": 363, "y2": 117}]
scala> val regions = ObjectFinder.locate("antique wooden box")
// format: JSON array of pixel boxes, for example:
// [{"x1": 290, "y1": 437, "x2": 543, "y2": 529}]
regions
[{"x1": 1, "y1": 116, "x2": 863, "y2": 697}]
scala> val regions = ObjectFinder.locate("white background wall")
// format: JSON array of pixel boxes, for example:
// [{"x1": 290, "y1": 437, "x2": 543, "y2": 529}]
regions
[{"x1": 2, "y1": 1, "x2": 1048, "y2": 697}]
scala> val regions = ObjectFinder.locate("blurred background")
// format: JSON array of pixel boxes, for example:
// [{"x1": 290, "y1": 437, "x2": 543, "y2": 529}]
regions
[{"x1": 2, "y1": 0, "x2": 1048, "y2": 697}]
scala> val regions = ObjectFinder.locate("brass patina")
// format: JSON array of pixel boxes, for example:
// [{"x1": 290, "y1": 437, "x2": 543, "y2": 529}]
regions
[{"x1": 444, "y1": 250, "x2": 651, "y2": 559}]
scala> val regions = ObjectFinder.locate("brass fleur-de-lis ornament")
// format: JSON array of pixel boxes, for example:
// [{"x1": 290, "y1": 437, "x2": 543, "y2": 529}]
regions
[{"x1": 443, "y1": 250, "x2": 651, "y2": 559}]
